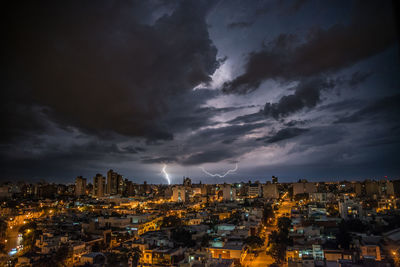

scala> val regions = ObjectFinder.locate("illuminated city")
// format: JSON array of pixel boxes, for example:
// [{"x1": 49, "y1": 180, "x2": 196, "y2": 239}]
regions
[{"x1": 1, "y1": 175, "x2": 400, "y2": 266}]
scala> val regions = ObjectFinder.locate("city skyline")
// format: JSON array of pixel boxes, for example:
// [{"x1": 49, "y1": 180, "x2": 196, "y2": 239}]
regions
[{"x1": 2, "y1": 0, "x2": 400, "y2": 184}]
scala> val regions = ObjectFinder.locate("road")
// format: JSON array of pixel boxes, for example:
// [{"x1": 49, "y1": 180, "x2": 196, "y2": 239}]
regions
[
  {"x1": 5, "y1": 226, "x2": 22, "y2": 255},
  {"x1": 248, "y1": 249, "x2": 275, "y2": 266},
  {"x1": 244, "y1": 195, "x2": 295, "y2": 266}
]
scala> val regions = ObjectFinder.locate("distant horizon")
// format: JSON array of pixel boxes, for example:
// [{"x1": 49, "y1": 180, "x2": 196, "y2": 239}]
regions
[{"x1": 1, "y1": 171, "x2": 398, "y2": 185}]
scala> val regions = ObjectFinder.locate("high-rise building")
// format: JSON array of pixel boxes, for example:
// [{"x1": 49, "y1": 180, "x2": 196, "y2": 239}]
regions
[
  {"x1": 248, "y1": 183, "x2": 261, "y2": 197},
  {"x1": 393, "y1": 180, "x2": 400, "y2": 197},
  {"x1": 221, "y1": 184, "x2": 236, "y2": 201},
  {"x1": 378, "y1": 180, "x2": 394, "y2": 196},
  {"x1": 75, "y1": 176, "x2": 87, "y2": 197},
  {"x1": 124, "y1": 180, "x2": 136, "y2": 196},
  {"x1": 107, "y1": 169, "x2": 124, "y2": 195},
  {"x1": 354, "y1": 182, "x2": 364, "y2": 196},
  {"x1": 272, "y1": 176, "x2": 278, "y2": 184},
  {"x1": 93, "y1": 174, "x2": 106, "y2": 197},
  {"x1": 365, "y1": 180, "x2": 379, "y2": 196},
  {"x1": 263, "y1": 183, "x2": 279, "y2": 199},
  {"x1": 293, "y1": 181, "x2": 317, "y2": 196}
]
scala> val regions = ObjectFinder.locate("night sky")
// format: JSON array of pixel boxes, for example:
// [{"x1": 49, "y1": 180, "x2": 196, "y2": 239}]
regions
[{"x1": 2, "y1": 0, "x2": 399, "y2": 184}]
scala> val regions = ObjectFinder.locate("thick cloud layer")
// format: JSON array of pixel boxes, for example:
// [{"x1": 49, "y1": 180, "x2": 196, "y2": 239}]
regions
[
  {"x1": 3, "y1": 0, "x2": 218, "y2": 142},
  {"x1": 222, "y1": 1, "x2": 396, "y2": 94},
  {"x1": 264, "y1": 77, "x2": 336, "y2": 119},
  {"x1": 1, "y1": 0, "x2": 399, "y2": 182}
]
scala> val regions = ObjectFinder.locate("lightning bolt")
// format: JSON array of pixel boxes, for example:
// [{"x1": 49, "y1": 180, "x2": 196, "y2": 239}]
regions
[
  {"x1": 200, "y1": 163, "x2": 238, "y2": 178},
  {"x1": 162, "y1": 164, "x2": 171, "y2": 185}
]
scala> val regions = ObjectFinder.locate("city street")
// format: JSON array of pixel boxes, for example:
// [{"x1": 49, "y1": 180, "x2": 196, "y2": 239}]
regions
[
  {"x1": 243, "y1": 195, "x2": 295, "y2": 267},
  {"x1": 5, "y1": 226, "x2": 22, "y2": 256}
]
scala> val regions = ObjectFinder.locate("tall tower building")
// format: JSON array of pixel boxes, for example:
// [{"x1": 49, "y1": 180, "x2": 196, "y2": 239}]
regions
[
  {"x1": 107, "y1": 169, "x2": 124, "y2": 195},
  {"x1": 75, "y1": 176, "x2": 87, "y2": 197},
  {"x1": 93, "y1": 174, "x2": 106, "y2": 197},
  {"x1": 117, "y1": 174, "x2": 125, "y2": 195}
]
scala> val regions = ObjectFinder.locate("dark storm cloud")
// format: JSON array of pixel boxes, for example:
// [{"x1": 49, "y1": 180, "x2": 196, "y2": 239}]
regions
[
  {"x1": 123, "y1": 146, "x2": 146, "y2": 154},
  {"x1": 141, "y1": 157, "x2": 177, "y2": 164},
  {"x1": 223, "y1": 1, "x2": 396, "y2": 94},
  {"x1": 194, "y1": 123, "x2": 266, "y2": 142},
  {"x1": 227, "y1": 21, "x2": 254, "y2": 29},
  {"x1": 364, "y1": 125, "x2": 400, "y2": 147},
  {"x1": 0, "y1": 104, "x2": 49, "y2": 144},
  {"x1": 288, "y1": 0, "x2": 308, "y2": 13},
  {"x1": 227, "y1": 111, "x2": 265, "y2": 124},
  {"x1": 2, "y1": 0, "x2": 399, "y2": 182},
  {"x1": 0, "y1": 139, "x2": 141, "y2": 180},
  {"x1": 254, "y1": 0, "x2": 308, "y2": 16},
  {"x1": 264, "y1": 77, "x2": 336, "y2": 119},
  {"x1": 335, "y1": 94, "x2": 400, "y2": 124},
  {"x1": 140, "y1": 122, "x2": 267, "y2": 166},
  {"x1": 317, "y1": 99, "x2": 365, "y2": 113},
  {"x1": 284, "y1": 120, "x2": 309, "y2": 127},
  {"x1": 181, "y1": 150, "x2": 238, "y2": 165},
  {"x1": 295, "y1": 126, "x2": 345, "y2": 147},
  {"x1": 3, "y1": 0, "x2": 219, "y2": 143},
  {"x1": 348, "y1": 71, "x2": 372, "y2": 88},
  {"x1": 263, "y1": 127, "x2": 309, "y2": 143},
  {"x1": 158, "y1": 89, "x2": 257, "y2": 133}
]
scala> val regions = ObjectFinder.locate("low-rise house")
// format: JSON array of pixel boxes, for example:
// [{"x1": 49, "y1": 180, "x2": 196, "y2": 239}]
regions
[
  {"x1": 208, "y1": 241, "x2": 245, "y2": 265},
  {"x1": 79, "y1": 252, "x2": 106, "y2": 265}
]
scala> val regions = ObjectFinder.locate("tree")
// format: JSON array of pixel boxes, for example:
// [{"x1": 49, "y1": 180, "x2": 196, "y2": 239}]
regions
[
  {"x1": 0, "y1": 219, "x2": 7, "y2": 242},
  {"x1": 294, "y1": 193, "x2": 308, "y2": 202},
  {"x1": 161, "y1": 216, "x2": 182, "y2": 228},
  {"x1": 19, "y1": 221, "x2": 37, "y2": 233},
  {"x1": 277, "y1": 217, "x2": 291, "y2": 233},
  {"x1": 106, "y1": 252, "x2": 120, "y2": 266},
  {"x1": 267, "y1": 217, "x2": 292, "y2": 263},
  {"x1": 262, "y1": 204, "x2": 274, "y2": 225},
  {"x1": 345, "y1": 219, "x2": 367, "y2": 233},
  {"x1": 171, "y1": 228, "x2": 195, "y2": 247},
  {"x1": 229, "y1": 211, "x2": 242, "y2": 224},
  {"x1": 268, "y1": 241, "x2": 286, "y2": 263},
  {"x1": 0, "y1": 243, "x2": 5, "y2": 254},
  {"x1": 131, "y1": 246, "x2": 142, "y2": 267},
  {"x1": 336, "y1": 220, "x2": 352, "y2": 249},
  {"x1": 201, "y1": 234, "x2": 211, "y2": 247},
  {"x1": 245, "y1": 236, "x2": 264, "y2": 250},
  {"x1": 53, "y1": 244, "x2": 70, "y2": 265},
  {"x1": 267, "y1": 230, "x2": 287, "y2": 263}
]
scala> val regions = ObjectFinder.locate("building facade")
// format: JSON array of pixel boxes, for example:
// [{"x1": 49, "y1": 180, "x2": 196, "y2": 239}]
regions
[
  {"x1": 93, "y1": 174, "x2": 106, "y2": 197},
  {"x1": 75, "y1": 176, "x2": 87, "y2": 197}
]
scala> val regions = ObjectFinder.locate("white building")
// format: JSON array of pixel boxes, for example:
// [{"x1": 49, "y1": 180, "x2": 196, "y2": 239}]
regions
[
  {"x1": 248, "y1": 183, "x2": 261, "y2": 197},
  {"x1": 221, "y1": 184, "x2": 236, "y2": 201}
]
